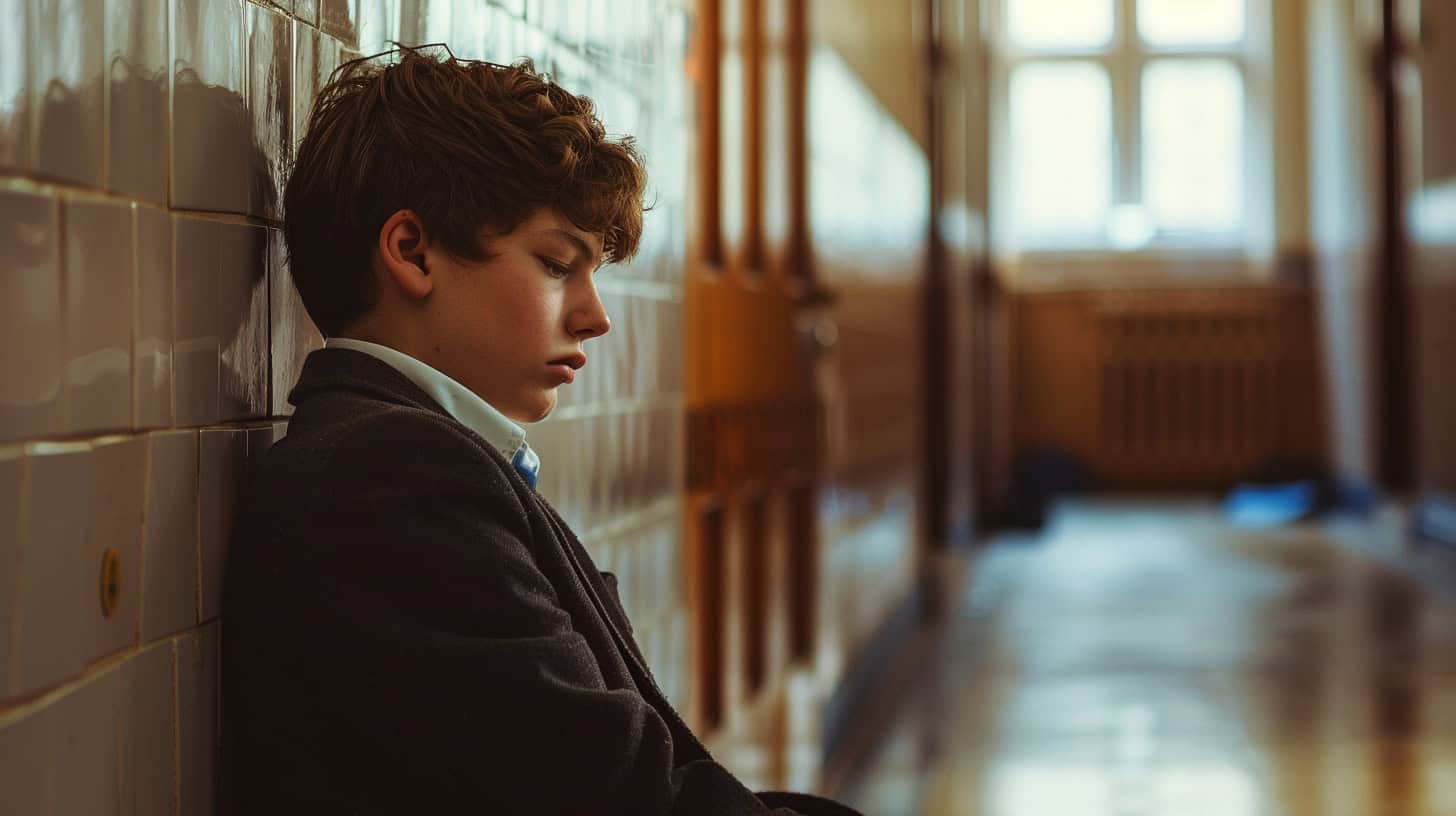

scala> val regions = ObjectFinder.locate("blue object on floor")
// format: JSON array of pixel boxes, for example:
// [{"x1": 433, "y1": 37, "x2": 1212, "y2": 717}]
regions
[
  {"x1": 1223, "y1": 480, "x2": 1320, "y2": 527},
  {"x1": 1413, "y1": 491, "x2": 1456, "y2": 550}
]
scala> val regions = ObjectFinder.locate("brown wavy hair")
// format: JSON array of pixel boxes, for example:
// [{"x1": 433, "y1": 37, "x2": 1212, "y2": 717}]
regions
[{"x1": 284, "y1": 46, "x2": 647, "y2": 337}]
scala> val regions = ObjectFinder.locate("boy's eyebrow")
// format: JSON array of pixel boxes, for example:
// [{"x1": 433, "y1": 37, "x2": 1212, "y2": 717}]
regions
[{"x1": 543, "y1": 228, "x2": 604, "y2": 266}]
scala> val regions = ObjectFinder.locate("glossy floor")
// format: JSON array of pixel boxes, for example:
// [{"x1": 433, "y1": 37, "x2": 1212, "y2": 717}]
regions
[{"x1": 837, "y1": 500, "x2": 1456, "y2": 816}]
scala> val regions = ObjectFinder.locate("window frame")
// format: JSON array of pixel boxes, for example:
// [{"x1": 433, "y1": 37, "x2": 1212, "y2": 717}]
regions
[{"x1": 989, "y1": 0, "x2": 1264, "y2": 258}]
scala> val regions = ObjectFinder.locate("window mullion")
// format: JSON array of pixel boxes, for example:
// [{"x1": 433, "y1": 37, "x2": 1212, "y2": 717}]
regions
[{"x1": 1114, "y1": 0, "x2": 1140, "y2": 209}]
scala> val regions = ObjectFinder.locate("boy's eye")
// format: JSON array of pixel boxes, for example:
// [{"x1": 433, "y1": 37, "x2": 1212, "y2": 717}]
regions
[{"x1": 539, "y1": 257, "x2": 571, "y2": 278}]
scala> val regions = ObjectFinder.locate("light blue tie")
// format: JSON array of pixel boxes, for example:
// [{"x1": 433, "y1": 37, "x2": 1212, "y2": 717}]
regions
[{"x1": 511, "y1": 446, "x2": 538, "y2": 489}]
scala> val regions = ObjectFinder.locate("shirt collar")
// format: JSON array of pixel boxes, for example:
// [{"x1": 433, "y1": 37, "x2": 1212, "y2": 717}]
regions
[{"x1": 324, "y1": 338, "x2": 539, "y2": 486}]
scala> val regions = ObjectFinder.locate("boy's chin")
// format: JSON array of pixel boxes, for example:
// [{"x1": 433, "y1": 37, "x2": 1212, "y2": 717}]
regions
[{"x1": 516, "y1": 391, "x2": 558, "y2": 424}]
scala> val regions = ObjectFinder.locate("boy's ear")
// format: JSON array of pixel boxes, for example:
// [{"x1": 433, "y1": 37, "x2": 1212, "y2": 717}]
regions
[{"x1": 377, "y1": 209, "x2": 434, "y2": 300}]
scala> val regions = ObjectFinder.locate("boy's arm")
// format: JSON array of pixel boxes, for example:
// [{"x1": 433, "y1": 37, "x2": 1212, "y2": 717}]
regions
[{"x1": 242, "y1": 412, "x2": 799, "y2": 816}]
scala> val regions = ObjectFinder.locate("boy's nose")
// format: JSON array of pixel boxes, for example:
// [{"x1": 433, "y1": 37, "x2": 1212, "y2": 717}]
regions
[{"x1": 569, "y1": 286, "x2": 611, "y2": 339}]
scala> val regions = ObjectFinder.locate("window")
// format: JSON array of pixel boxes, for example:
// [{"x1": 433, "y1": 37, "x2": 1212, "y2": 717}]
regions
[{"x1": 994, "y1": 0, "x2": 1253, "y2": 253}]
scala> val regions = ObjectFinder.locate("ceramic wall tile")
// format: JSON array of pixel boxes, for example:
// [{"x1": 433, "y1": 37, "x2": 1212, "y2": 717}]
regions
[
  {"x1": 266, "y1": 0, "x2": 294, "y2": 15},
  {"x1": 14, "y1": 437, "x2": 142, "y2": 695},
  {"x1": 63, "y1": 198, "x2": 134, "y2": 435},
  {"x1": 172, "y1": 0, "x2": 249, "y2": 214},
  {"x1": 173, "y1": 215, "x2": 219, "y2": 427},
  {"x1": 218, "y1": 223, "x2": 269, "y2": 421},
  {"x1": 246, "y1": 424, "x2": 277, "y2": 479},
  {"x1": 358, "y1": 0, "x2": 402, "y2": 56},
  {"x1": 412, "y1": 0, "x2": 454, "y2": 48},
  {"x1": 321, "y1": 0, "x2": 359, "y2": 46},
  {"x1": 660, "y1": 299, "x2": 683, "y2": 393},
  {"x1": 177, "y1": 622, "x2": 220, "y2": 816},
  {"x1": 32, "y1": 0, "x2": 104, "y2": 187},
  {"x1": 630, "y1": 295, "x2": 655, "y2": 397},
  {"x1": 107, "y1": 0, "x2": 168, "y2": 202},
  {"x1": 50, "y1": 662, "x2": 127, "y2": 815},
  {"x1": 600, "y1": 290, "x2": 628, "y2": 400},
  {"x1": 143, "y1": 430, "x2": 199, "y2": 640},
  {"x1": 292, "y1": 22, "x2": 345, "y2": 157},
  {"x1": 0, "y1": 189, "x2": 64, "y2": 443},
  {"x1": 135, "y1": 205, "x2": 175, "y2": 428},
  {"x1": 449, "y1": 0, "x2": 492, "y2": 60},
  {"x1": 247, "y1": 2, "x2": 291, "y2": 220},
  {"x1": 16, "y1": 440, "x2": 92, "y2": 694},
  {"x1": 269, "y1": 228, "x2": 322, "y2": 416},
  {"x1": 296, "y1": 0, "x2": 319, "y2": 26},
  {"x1": 82, "y1": 436, "x2": 146, "y2": 655},
  {"x1": 0, "y1": 0, "x2": 30, "y2": 172},
  {"x1": 126, "y1": 640, "x2": 180, "y2": 816},
  {"x1": 0, "y1": 696, "x2": 51, "y2": 811},
  {"x1": 198, "y1": 428, "x2": 245, "y2": 622},
  {"x1": 0, "y1": 449, "x2": 23, "y2": 696},
  {"x1": 292, "y1": 21, "x2": 319, "y2": 152}
]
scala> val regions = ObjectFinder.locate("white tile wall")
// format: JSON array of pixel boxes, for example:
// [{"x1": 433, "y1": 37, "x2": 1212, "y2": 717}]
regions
[
  {"x1": 173, "y1": 215, "x2": 222, "y2": 428},
  {"x1": 177, "y1": 622, "x2": 220, "y2": 816},
  {"x1": 143, "y1": 430, "x2": 201, "y2": 640},
  {"x1": 127, "y1": 640, "x2": 181, "y2": 816},
  {"x1": 268, "y1": 227, "x2": 322, "y2": 416},
  {"x1": 86, "y1": 439, "x2": 149, "y2": 639},
  {"x1": 135, "y1": 204, "x2": 176, "y2": 428},
  {"x1": 16, "y1": 441, "x2": 96, "y2": 694},
  {"x1": 0, "y1": 695, "x2": 53, "y2": 811},
  {"x1": 50, "y1": 661, "x2": 128, "y2": 815},
  {"x1": 0, "y1": 189, "x2": 64, "y2": 443},
  {"x1": 198, "y1": 429, "x2": 246, "y2": 623},
  {"x1": 0, "y1": 0, "x2": 31, "y2": 173},
  {"x1": 295, "y1": 0, "x2": 319, "y2": 27},
  {"x1": 0, "y1": 0, "x2": 697, "y2": 810},
  {"x1": 172, "y1": 0, "x2": 248, "y2": 213},
  {"x1": 63, "y1": 197, "x2": 134, "y2": 434},
  {"x1": 320, "y1": 0, "x2": 358, "y2": 45},
  {"x1": 246, "y1": 2, "x2": 292, "y2": 219},
  {"x1": 107, "y1": 0, "x2": 169, "y2": 203},
  {"x1": 0, "y1": 449, "x2": 23, "y2": 694},
  {"x1": 32, "y1": 0, "x2": 105, "y2": 187},
  {"x1": 217, "y1": 223, "x2": 269, "y2": 420}
]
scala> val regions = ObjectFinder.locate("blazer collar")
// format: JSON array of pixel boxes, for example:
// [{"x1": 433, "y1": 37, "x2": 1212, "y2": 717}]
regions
[{"x1": 288, "y1": 346, "x2": 453, "y2": 419}]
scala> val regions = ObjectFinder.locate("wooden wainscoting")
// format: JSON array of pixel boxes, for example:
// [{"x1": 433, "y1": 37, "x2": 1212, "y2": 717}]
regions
[{"x1": 1013, "y1": 288, "x2": 1327, "y2": 490}]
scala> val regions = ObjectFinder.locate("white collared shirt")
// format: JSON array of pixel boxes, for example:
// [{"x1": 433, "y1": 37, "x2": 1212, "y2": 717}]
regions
[{"x1": 325, "y1": 337, "x2": 541, "y2": 486}]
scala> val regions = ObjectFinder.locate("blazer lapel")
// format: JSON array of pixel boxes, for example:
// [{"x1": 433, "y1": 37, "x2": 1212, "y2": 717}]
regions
[{"x1": 530, "y1": 496, "x2": 713, "y2": 761}]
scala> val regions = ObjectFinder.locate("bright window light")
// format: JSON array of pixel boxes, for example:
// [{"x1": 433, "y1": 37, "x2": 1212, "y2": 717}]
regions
[
  {"x1": 1108, "y1": 204, "x2": 1155, "y2": 249},
  {"x1": 1008, "y1": 0, "x2": 1114, "y2": 50},
  {"x1": 1137, "y1": 0, "x2": 1245, "y2": 46},
  {"x1": 1142, "y1": 59, "x2": 1244, "y2": 235},
  {"x1": 1009, "y1": 62, "x2": 1113, "y2": 242}
]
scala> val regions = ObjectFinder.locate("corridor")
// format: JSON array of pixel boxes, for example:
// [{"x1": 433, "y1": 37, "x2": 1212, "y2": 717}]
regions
[{"x1": 840, "y1": 503, "x2": 1456, "y2": 816}]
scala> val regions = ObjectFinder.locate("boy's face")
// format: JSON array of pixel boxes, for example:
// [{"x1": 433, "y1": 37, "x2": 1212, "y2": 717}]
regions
[{"x1": 420, "y1": 208, "x2": 611, "y2": 423}]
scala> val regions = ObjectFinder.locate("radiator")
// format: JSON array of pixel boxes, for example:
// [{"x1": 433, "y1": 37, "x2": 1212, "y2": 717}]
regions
[{"x1": 1094, "y1": 293, "x2": 1309, "y2": 485}]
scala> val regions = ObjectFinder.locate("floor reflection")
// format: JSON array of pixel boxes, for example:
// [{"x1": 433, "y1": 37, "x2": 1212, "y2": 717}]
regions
[{"x1": 837, "y1": 500, "x2": 1455, "y2": 816}]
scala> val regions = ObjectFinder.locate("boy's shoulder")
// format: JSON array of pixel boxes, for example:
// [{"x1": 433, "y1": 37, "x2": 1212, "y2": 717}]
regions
[{"x1": 269, "y1": 393, "x2": 508, "y2": 493}]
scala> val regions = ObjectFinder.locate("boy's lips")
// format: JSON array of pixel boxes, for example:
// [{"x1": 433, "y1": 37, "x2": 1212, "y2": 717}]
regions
[
  {"x1": 547, "y1": 353, "x2": 587, "y2": 383},
  {"x1": 548, "y1": 352, "x2": 587, "y2": 370}
]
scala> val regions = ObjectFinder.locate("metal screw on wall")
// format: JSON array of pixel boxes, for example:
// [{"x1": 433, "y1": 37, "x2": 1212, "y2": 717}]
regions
[{"x1": 99, "y1": 548, "x2": 121, "y2": 618}]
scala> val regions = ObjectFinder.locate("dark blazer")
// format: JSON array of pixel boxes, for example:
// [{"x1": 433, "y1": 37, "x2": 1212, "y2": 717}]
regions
[{"x1": 221, "y1": 348, "x2": 863, "y2": 816}]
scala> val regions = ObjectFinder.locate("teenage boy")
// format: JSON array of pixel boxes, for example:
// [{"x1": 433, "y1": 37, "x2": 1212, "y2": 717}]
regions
[{"x1": 221, "y1": 48, "x2": 861, "y2": 816}]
